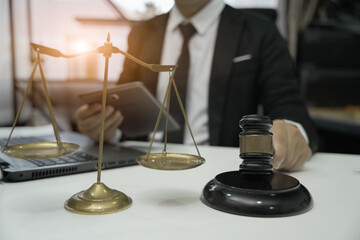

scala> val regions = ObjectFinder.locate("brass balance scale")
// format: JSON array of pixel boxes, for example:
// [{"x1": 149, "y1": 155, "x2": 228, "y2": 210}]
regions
[{"x1": 1, "y1": 34, "x2": 205, "y2": 214}]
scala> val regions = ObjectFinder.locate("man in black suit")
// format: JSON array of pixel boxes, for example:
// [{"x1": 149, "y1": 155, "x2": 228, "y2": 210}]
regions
[{"x1": 75, "y1": 0, "x2": 318, "y2": 171}]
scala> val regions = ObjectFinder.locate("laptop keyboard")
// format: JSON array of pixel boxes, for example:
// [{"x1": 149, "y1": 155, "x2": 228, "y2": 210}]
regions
[{"x1": 0, "y1": 136, "x2": 98, "y2": 167}]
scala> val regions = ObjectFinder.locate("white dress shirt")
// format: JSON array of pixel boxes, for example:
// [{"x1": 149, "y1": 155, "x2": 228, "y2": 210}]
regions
[{"x1": 155, "y1": 0, "x2": 225, "y2": 145}]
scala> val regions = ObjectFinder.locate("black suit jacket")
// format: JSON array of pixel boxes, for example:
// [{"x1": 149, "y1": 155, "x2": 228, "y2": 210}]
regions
[{"x1": 119, "y1": 5, "x2": 319, "y2": 151}]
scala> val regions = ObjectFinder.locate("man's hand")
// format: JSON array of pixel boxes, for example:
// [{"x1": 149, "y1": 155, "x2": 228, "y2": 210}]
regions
[
  {"x1": 75, "y1": 103, "x2": 123, "y2": 142},
  {"x1": 270, "y1": 120, "x2": 312, "y2": 171}
]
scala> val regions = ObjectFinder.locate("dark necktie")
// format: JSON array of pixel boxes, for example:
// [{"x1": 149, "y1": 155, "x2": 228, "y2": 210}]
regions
[{"x1": 167, "y1": 23, "x2": 197, "y2": 143}]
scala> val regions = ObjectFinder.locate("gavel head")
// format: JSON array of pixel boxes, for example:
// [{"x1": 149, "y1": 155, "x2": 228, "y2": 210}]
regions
[{"x1": 239, "y1": 115, "x2": 274, "y2": 174}]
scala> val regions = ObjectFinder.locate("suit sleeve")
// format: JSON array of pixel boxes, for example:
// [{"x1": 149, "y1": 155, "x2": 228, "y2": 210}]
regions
[{"x1": 257, "y1": 23, "x2": 319, "y2": 152}]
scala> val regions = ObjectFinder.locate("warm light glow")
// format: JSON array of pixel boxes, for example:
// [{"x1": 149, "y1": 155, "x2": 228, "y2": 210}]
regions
[{"x1": 73, "y1": 40, "x2": 91, "y2": 53}]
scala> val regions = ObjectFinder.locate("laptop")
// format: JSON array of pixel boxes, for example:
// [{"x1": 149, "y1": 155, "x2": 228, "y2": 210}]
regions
[{"x1": 0, "y1": 130, "x2": 145, "y2": 182}]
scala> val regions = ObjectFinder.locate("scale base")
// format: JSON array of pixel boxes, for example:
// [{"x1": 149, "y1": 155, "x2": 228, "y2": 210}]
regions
[
  {"x1": 65, "y1": 182, "x2": 132, "y2": 215},
  {"x1": 201, "y1": 171, "x2": 313, "y2": 217}
]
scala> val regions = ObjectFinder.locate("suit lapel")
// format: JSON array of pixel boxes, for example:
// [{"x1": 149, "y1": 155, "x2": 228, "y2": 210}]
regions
[{"x1": 209, "y1": 5, "x2": 245, "y2": 145}]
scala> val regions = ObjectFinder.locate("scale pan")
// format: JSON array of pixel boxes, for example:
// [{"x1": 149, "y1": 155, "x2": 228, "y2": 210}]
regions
[
  {"x1": 2, "y1": 142, "x2": 79, "y2": 159},
  {"x1": 137, "y1": 152, "x2": 205, "y2": 170}
]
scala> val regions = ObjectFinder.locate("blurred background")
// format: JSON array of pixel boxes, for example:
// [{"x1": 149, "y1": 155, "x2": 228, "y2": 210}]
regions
[{"x1": 1, "y1": 0, "x2": 359, "y2": 153}]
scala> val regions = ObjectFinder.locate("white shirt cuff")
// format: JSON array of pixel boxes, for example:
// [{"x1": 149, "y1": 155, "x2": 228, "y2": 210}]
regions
[
  {"x1": 108, "y1": 128, "x2": 122, "y2": 144},
  {"x1": 283, "y1": 119, "x2": 309, "y2": 144}
]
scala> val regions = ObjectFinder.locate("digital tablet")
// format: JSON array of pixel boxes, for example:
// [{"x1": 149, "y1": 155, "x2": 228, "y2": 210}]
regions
[{"x1": 79, "y1": 81, "x2": 180, "y2": 138}]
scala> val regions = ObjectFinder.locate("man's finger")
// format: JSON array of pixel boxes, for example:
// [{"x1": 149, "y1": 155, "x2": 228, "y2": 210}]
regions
[
  {"x1": 279, "y1": 130, "x2": 299, "y2": 170},
  {"x1": 77, "y1": 114, "x2": 101, "y2": 133},
  {"x1": 78, "y1": 106, "x2": 116, "y2": 133},
  {"x1": 85, "y1": 109, "x2": 123, "y2": 142},
  {"x1": 103, "y1": 110, "x2": 122, "y2": 132},
  {"x1": 75, "y1": 103, "x2": 101, "y2": 121},
  {"x1": 287, "y1": 140, "x2": 312, "y2": 171},
  {"x1": 270, "y1": 120, "x2": 287, "y2": 169},
  {"x1": 104, "y1": 112, "x2": 124, "y2": 141}
]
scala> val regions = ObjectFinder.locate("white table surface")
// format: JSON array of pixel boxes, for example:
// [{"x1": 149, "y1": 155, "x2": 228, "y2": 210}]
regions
[{"x1": 0, "y1": 141, "x2": 359, "y2": 240}]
